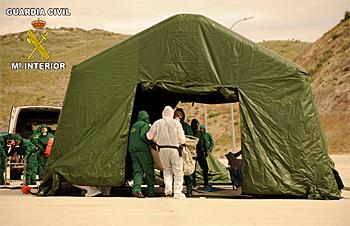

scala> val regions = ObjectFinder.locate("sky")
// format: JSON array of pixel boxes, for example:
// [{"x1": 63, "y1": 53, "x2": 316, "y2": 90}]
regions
[{"x1": 0, "y1": 0, "x2": 349, "y2": 42}]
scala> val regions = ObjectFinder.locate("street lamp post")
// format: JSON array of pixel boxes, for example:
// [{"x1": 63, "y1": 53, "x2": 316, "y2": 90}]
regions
[{"x1": 230, "y1": 16, "x2": 255, "y2": 29}]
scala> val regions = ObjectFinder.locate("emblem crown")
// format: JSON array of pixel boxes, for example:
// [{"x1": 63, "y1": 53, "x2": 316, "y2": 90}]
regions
[{"x1": 31, "y1": 18, "x2": 46, "y2": 29}]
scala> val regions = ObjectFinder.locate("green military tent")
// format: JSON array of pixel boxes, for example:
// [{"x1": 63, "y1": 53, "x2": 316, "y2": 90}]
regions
[{"x1": 43, "y1": 14, "x2": 341, "y2": 199}]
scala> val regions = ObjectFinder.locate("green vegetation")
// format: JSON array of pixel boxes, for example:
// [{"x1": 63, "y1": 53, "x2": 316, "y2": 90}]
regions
[
  {"x1": 309, "y1": 49, "x2": 334, "y2": 75},
  {"x1": 331, "y1": 32, "x2": 341, "y2": 40},
  {"x1": 208, "y1": 111, "x2": 220, "y2": 118},
  {"x1": 259, "y1": 40, "x2": 311, "y2": 60}
]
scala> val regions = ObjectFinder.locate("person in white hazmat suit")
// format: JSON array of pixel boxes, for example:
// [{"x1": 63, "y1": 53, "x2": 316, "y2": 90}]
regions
[{"x1": 146, "y1": 106, "x2": 186, "y2": 199}]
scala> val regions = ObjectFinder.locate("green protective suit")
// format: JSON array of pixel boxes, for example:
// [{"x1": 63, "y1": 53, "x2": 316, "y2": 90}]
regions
[
  {"x1": 0, "y1": 136, "x2": 6, "y2": 185},
  {"x1": 7, "y1": 134, "x2": 38, "y2": 185},
  {"x1": 29, "y1": 124, "x2": 54, "y2": 179},
  {"x1": 174, "y1": 108, "x2": 194, "y2": 136},
  {"x1": 174, "y1": 108, "x2": 195, "y2": 195},
  {"x1": 200, "y1": 125, "x2": 214, "y2": 152},
  {"x1": 191, "y1": 119, "x2": 209, "y2": 187},
  {"x1": 128, "y1": 111, "x2": 155, "y2": 196},
  {"x1": 180, "y1": 121, "x2": 193, "y2": 136},
  {"x1": 24, "y1": 139, "x2": 38, "y2": 185}
]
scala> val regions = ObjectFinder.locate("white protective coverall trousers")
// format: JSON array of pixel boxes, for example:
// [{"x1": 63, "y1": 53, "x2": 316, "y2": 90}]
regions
[
  {"x1": 147, "y1": 106, "x2": 186, "y2": 198},
  {"x1": 159, "y1": 148, "x2": 184, "y2": 196}
]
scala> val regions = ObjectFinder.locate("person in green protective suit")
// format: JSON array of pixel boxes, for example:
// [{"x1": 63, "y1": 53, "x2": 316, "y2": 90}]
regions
[
  {"x1": 191, "y1": 119, "x2": 210, "y2": 188},
  {"x1": 174, "y1": 108, "x2": 195, "y2": 197},
  {"x1": 29, "y1": 124, "x2": 54, "y2": 179},
  {"x1": 128, "y1": 111, "x2": 155, "y2": 198},
  {"x1": 174, "y1": 108, "x2": 194, "y2": 197},
  {"x1": 4, "y1": 134, "x2": 38, "y2": 185},
  {"x1": 0, "y1": 136, "x2": 6, "y2": 185},
  {"x1": 200, "y1": 124, "x2": 214, "y2": 152},
  {"x1": 174, "y1": 108, "x2": 193, "y2": 136}
]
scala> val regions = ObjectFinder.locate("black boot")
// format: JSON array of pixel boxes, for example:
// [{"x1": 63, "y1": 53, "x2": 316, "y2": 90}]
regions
[
  {"x1": 187, "y1": 191, "x2": 193, "y2": 197},
  {"x1": 132, "y1": 191, "x2": 145, "y2": 198}
]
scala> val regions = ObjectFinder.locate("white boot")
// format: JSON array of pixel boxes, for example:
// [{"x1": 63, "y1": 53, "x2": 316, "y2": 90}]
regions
[{"x1": 173, "y1": 193, "x2": 186, "y2": 199}]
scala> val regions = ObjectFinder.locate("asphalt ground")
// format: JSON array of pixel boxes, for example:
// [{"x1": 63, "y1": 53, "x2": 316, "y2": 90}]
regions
[{"x1": 0, "y1": 154, "x2": 349, "y2": 226}]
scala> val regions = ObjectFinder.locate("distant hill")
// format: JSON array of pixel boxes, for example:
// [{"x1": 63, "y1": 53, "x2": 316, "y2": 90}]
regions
[
  {"x1": 294, "y1": 14, "x2": 350, "y2": 153},
  {"x1": 259, "y1": 40, "x2": 311, "y2": 60},
  {"x1": 0, "y1": 28, "x2": 130, "y2": 131}
]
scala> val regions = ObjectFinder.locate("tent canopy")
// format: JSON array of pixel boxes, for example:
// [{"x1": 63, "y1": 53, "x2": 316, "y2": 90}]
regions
[{"x1": 43, "y1": 14, "x2": 341, "y2": 199}]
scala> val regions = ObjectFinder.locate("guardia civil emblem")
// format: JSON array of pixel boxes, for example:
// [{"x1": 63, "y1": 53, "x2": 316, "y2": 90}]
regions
[{"x1": 26, "y1": 18, "x2": 50, "y2": 60}]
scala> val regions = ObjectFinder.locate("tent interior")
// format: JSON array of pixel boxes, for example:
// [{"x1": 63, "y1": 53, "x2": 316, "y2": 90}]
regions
[
  {"x1": 125, "y1": 82, "x2": 239, "y2": 186},
  {"x1": 130, "y1": 83, "x2": 239, "y2": 123}
]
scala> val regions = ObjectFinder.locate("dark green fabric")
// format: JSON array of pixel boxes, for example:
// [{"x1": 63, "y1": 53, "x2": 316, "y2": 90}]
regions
[
  {"x1": 128, "y1": 111, "x2": 155, "y2": 196},
  {"x1": 22, "y1": 139, "x2": 38, "y2": 185},
  {"x1": 200, "y1": 125, "x2": 214, "y2": 152},
  {"x1": 181, "y1": 121, "x2": 193, "y2": 136},
  {"x1": 191, "y1": 119, "x2": 207, "y2": 155},
  {"x1": 130, "y1": 151, "x2": 155, "y2": 196},
  {"x1": 184, "y1": 175, "x2": 194, "y2": 194},
  {"x1": 175, "y1": 108, "x2": 194, "y2": 136},
  {"x1": 203, "y1": 133, "x2": 214, "y2": 152},
  {"x1": 26, "y1": 151, "x2": 38, "y2": 185},
  {"x1": 190, "y1": 119, "x2": 200, "y2": 134},
  {"x1": 43, "y1": 14, "x2": 340, "y2": 199},
  {"x1": 195, "y1": 151, "x2": 209, "y2": 186},
  {"x1": 2, "y1": 134, "x2": 38, "y2": 185},
  {"x1": 191, "y1": 119, "x2": 210, "y2": 186},
  {"x1": 0, "y1": 136, "x2": 5, "y2": 184},
  {"x1": 195, "y1": 152, "x2": 231, "y2": 184},
  {"x1": 29, "y1": 124, "x2": 54, "y2": 178},
  {"x1": 7, "y1": 134, "x2": 26, "y2": 156},
  {"x1": 128, "y1": 111, "x2": 151, "y2": 153},
  {"x1": 37, "y1": 155, "x2": 48, "y2": 178},
  {"x1": 176, "y1": 108, "x2": 195, "y2": 194}
]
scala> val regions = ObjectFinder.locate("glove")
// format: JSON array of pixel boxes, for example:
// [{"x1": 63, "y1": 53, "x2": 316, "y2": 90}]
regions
[
  {"x1": 178, "y1": 148, "x2": 183, "y2": 157},
  {"x1": 150, "y1": 142, "x2": 158, "y2": 151},
  {"x1": 44, "y1": 151, "x2": 50, "y2": 157}
]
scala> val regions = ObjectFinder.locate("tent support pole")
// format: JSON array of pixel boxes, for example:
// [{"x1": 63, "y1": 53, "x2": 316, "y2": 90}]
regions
[{"x1": 204, "y1": 104, "x2": 208, "y2": 132}]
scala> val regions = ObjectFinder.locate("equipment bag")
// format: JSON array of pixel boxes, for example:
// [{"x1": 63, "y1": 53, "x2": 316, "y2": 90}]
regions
[
  {"x1": 149, "y1": 135, "x2": 199, "y2": 174},
  {"x1": 182, "y1": 135, "x2": 198, "y2": 176}
]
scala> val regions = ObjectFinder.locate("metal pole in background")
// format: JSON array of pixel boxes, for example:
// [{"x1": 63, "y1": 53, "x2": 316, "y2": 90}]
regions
[
  {"x1": 231, "y1": 104, "x2": 236, "y2": 151},
  {"x1": 230, "y1": 16, "x2": 254, "y2": 151}
]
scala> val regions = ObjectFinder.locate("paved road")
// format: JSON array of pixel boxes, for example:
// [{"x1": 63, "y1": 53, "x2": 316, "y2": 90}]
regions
[{"x1": 1, "y1": 154, "x2": 349, "y2": 226}]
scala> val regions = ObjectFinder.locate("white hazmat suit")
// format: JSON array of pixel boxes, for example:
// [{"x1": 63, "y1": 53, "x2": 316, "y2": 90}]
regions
[{"x1": 147, "y1": 106, "x2": 186, "y2": 199}]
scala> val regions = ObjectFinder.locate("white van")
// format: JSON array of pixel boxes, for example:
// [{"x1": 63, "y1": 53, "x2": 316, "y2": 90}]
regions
[{"x1": 4, "y1": 106, "x2": 61, "y2": 186}]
